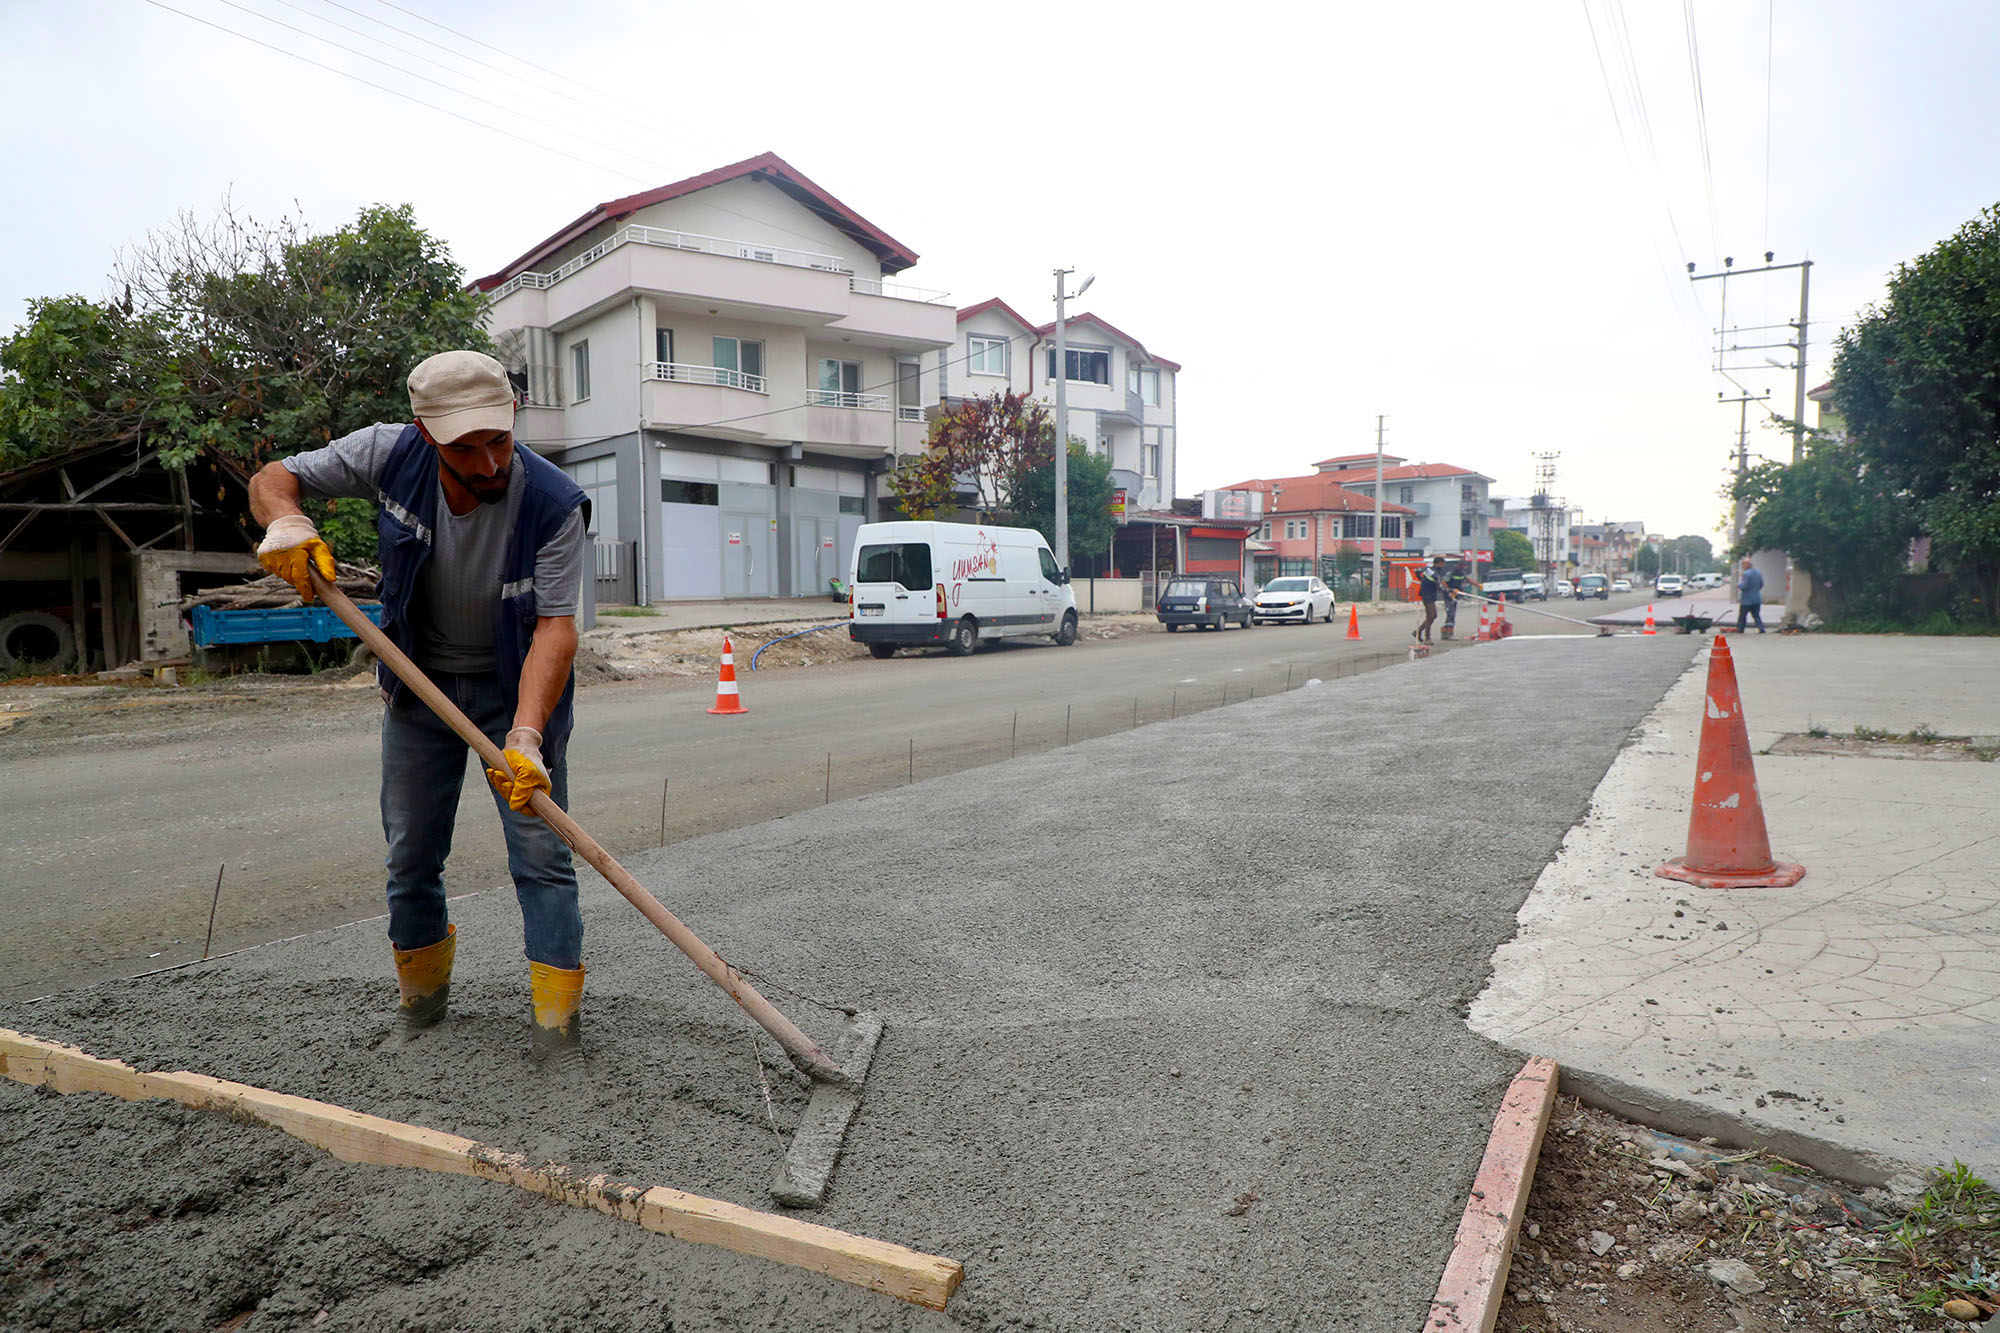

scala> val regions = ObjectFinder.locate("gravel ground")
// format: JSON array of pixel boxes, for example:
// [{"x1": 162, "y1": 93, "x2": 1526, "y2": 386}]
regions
[{"x1": 0, "y1": 636, "x2": 1695, "y2": 1332}]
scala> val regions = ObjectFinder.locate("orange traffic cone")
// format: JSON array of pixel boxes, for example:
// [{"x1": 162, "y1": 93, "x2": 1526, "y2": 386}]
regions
[
  {"x1": 706, "y1": 635, "x2": 748, "y2": 716},
  {"x1": 1656, "y1": 635, "x2": 1804, "y2": 889},
  {"x1": 1345, "y1": 604, "x2": 1362, "y2": 640},
  {"x1": 1644, "y1": 604, "x2": 1657, "y2": 636},
  {"x1": 1475, "y1": 600, "x2": 1491, "y2": 641}
]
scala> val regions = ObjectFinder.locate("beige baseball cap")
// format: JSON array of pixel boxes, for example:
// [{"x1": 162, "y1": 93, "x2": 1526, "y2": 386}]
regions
[{"x1": 407, "y1": 350, "x2": 516, "y2": 443}]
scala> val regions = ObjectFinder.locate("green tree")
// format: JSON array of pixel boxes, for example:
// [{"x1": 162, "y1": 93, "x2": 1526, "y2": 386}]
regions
[
  {"x1": 1492, "y1": 528, "x2": 1534, "y2": 570},
  {"x1": 1663, "y1": 534, "x2": 1715, "y2": 574},
  {"x1": 1730, "y1": 433, "x2": 1916, "y2": 617},
  {"x1": 1016, "y1": 438, "x2": 1114, "y2": 569},
  {"x1": 1635, "y1": 543, "x2": 1660, "y2": 578},
  {"x1": 0, "y1": 201, "x2": 490, "y2": 558},
  {"x1": 1832, "y1": 203, "x2": 2000, "y2": 619}
]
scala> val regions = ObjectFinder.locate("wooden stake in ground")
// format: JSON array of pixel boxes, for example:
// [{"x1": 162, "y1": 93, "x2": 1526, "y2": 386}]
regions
[
  {"x1": 0, "y1": 1028, "x2": 960, "y2": 1310},
  {"x1": 307, "y1": 572, "x2": 850, "y2": 1089},
  {"x1": 201, "y1": 863, "x2": 224, "y2": 961}
]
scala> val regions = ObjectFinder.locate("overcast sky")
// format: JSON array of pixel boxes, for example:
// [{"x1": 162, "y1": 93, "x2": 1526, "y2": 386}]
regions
[{"x1": 6, "y1": 0, "x2": 1998, "y2": 541}]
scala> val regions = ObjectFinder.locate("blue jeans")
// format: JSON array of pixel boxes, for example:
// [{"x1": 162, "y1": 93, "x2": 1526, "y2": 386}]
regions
[
  {"x1": 380, "y1": 672, "x2": 582, "y2": 969},
  {"x1": 1737, "y1": 602, "x2": 1765, "y2": 632}
]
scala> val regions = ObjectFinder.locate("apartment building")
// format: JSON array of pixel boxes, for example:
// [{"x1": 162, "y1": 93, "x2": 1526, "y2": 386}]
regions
[
  {"x1": 476, "y1": 152, "x2": 956, "y2": 601},
  {"x1": 1218, "y1": 474, "x2": 1414, "y2": 586},
  {"x1": 939, "y1": 299, "x2": 1180, "y2": 512},
  {"x1": 1309, "y1": 454, "x2": 1495, "y2": 556}
]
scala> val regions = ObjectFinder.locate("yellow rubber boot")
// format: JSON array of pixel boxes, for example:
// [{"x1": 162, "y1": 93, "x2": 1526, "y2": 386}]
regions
[
  {"x1": 393, "y1": 924, "x2": 456, "y2": 1030},
  {"x1": 528, "y1": 960, "x2": 586, "y2": 1064}
]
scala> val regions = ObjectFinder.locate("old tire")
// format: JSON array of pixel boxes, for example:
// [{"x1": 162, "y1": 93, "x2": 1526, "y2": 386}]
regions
[
  {"x1": 868, "y1": 643, "x2": 897, "y2": 659},
  {"x1": 0, "y1": 611, "x2": 76, "y2": 672},
  {"x1": 1166, "y1": 622, "x2": 1181, "y2": 632},
  {"x1": 946, "y1": 617, "x2": 977, "y2": 656},
  {"x1": 1054, "y1": 612, "x2": 1078, "y2": 647}
]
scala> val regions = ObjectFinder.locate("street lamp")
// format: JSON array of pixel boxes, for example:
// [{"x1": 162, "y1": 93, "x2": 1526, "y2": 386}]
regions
[{"x1": 1052, "y1": 268, "x2": 1094, "y2": 570}]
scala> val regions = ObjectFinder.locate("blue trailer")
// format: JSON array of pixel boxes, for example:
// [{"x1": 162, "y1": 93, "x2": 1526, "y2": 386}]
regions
[{"x1": 187, "y1": 602, "x2": 384, "y2": 649}]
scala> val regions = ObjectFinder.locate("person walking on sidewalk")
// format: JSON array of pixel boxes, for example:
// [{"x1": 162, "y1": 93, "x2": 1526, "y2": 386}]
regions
[
  {"x1": 1413, "y1": 557, "x2": 1442, "y2": 644},
  {"x1": 1736, "y1": 558, "x2": 1767, "y2": 634},
  {"x1": 246, "y1": 350, "x2": 593, "y2": 1061}
]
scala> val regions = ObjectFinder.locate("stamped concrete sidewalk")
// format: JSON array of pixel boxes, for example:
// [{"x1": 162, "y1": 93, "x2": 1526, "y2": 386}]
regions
[{"x1": 1473, "y1": 634, "x2": 2000, "y2": 1183}]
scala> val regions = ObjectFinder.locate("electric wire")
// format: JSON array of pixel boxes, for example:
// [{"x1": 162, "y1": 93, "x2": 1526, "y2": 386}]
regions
[
  {"x1": 139, "y1": 0, "x2": 654, "y2": 186},
  {"x1": 1681, "y1": 0, "x2": 1723, "y2": 261},
  {"x1": 370, "y1": 0, "x2": 658, "y2": 124}
]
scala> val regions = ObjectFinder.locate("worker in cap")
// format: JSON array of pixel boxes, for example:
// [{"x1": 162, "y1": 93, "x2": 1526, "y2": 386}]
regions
[{"x1": 248, "y1": 350, "x2": 592, "y2": 1063}]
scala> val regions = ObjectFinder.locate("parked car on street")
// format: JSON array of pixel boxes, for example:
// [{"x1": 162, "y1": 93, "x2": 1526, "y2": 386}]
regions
[
  {"x1": 1521, "y1": 573, "x2": 1548, "y2": 601},
  {"x1": 1252, "y1": 576, "x2": 1335, "y2": 624},
  {"x1": 1655, "y1": 574, "x2": 1685, "y2": 597},
  {"x1": 1689, "y1": 571, "x2": 1724, "y2": 590},
  {"x1": 1554, "y1": 579, "x2": 1574, "y2": 598},
  {"x1": 1612, "y1": 578, "x2": 1633, "y2": 593},
  {"x1": 848, "y1": 521, "x2": 1077, "y2": 658},
  {"x1": 1158, "y1": 577, "x2": 1254, "y2": 631},
  {"x1": 1577, "y1": 574, "x2": 1610, "y2": 600}
]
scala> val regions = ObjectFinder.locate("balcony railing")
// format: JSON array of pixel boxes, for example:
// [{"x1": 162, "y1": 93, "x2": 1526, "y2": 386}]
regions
[
  {"x1": 896, "y1": 404, "x2": 924, "y2": 422},
  {"x1": 644, "y1": 361, "x2": 766, "y2": 393},
  {"x1": 487, "y1": 225, "x2": 851, "y2": 302},
  {"x1": 809, "y1": 389, "x2": 890, "y2": 411},
  {"x1": 848, "y1": 276, "x2": 952, "y2": 305}
]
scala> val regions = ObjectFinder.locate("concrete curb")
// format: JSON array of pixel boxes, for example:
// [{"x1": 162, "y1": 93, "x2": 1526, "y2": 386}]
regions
[
  {"x1": 1551, "y1": 1062, "x2": 1920, "y2": 1189},
  {"x1": 1424, "y1": 1056, "x2": 1559, "y2": 1332}
]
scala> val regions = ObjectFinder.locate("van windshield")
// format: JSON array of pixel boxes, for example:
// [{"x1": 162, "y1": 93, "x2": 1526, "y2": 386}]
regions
[{"x1": 856, "y1": 542, "x2": 933, "y2": 589}]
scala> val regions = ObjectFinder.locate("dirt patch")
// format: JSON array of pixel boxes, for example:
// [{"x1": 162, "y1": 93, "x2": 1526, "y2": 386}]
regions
[
  {"x1": 1498, "y1": 1099, "x2": 1998, "y2": 1332},
  {"x1": 588, "y1": 613, "x2": 1161, "y2": 678},
  {"x1": 1770, "y1": 731, "x2": 2000, "y2": 762}
]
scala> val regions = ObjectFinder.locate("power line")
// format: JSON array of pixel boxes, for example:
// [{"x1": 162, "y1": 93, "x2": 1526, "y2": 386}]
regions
[
  {"x1": 1763, "y1": 0, "x2": 1775, "y2": 248},
  {"x1": 370, "y1": 0, "x2": 656, "y2": 123},
  {"x1": 140, "y1": 0, "x2": 653, "y2": 186},
  {"x1": 1681, "y1": 0, "x2": 1722, "y2": 261}
]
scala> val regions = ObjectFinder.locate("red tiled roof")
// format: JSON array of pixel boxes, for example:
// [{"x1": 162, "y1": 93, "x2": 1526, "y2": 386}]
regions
[
  {"x1": 1314, "y1": 452, "x2": 1407, "y2": 468},
  {"x1": 473, "y1": 151, "x2": 920, "y2": 290},
  {"x1": 1320, "y1": 462, "x2": 1491, "y2": 484},
  {"x1": 956, "y1": 297, "x2": 1038, "y2": 330},
  {"x1": 1031, "y1": 311, "x2": 1182, "y2": 372},
  {"x1": 1219, "y1": 474, "x2": 1412, "y2": 515}
]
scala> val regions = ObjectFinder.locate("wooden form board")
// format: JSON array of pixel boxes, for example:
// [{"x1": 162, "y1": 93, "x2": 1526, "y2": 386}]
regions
[
  {"x1": 1424, "y1": 1056, "x2": 1559, "y2": 1332},
  {"x1": 0, "y1": 1027, "x2": 962, "y2": 1311}
]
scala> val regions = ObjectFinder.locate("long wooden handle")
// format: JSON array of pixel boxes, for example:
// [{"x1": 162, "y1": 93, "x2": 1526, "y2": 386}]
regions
[{"x1": 309, "y1": 570, "x2": 851, "y2": 1087}]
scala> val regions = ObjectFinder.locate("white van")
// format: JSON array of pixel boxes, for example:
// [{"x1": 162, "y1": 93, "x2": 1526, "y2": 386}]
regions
[{"x1": 848, "y1": 521, "x2": 1079, "y2": 658}]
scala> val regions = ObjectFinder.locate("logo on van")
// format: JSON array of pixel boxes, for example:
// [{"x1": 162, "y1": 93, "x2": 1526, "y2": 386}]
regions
[{"x1": 949, "y1": 531, "x2": 1000, "y2": 581}]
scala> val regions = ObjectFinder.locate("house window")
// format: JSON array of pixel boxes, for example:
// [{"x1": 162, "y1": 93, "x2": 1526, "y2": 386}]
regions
[
  {"x1": 1046, "y1": 346, "x2": 1111, "y2": 385},
  {"x1": 1142, "y1": 443, "x2": 1160, "y2": 478},
  {"x1": 818, "y1": 359, "x2": 863, "y2": 398},
  {"x1": 1284, "y1": 519, "x2": 1308, "y2": 541},
  {"x1": 563, "y1": 456, "x2": 619, "y2": 542},
  {"x1": 569, "y1": 340, "x2": 590, "y2": 403},
  {"x1": 1398, "y1": 485, "x2": 1413, "y2": 504},
  {"x1": 712, "y1": 337, "x2": 764, "y2": 389},
  {"x1": 1343, "y1": 515, "x2": 1377, "y2": 539},
  {"x1": 1136, "y1": 369, "x2": 1161, "y2": 406},
  {"x1": 661, "y1": 480, "x2": 719, "y2": 505},
  {"x1": 1461, "y1": 518, "x2": 1473, "y2": 537},
  {"x1": 1258, "y1": 523, "x2": 1271, "y2": 540},
  {"x1": 1461, "y1": 483, "x2": 1479, "y2": 503},
  {"x1": 1382, "y1": 516, "x2": 1402, "y2": 539},
  {"x1": 968, "y1": 335, "x2": 1007, "y2": 376},
  {"x1": 838, "y1": 495, "x2": 865, "y2": 516},
  {"x1": 655, "y1": 328, "x2": 674, "y2": 365}
]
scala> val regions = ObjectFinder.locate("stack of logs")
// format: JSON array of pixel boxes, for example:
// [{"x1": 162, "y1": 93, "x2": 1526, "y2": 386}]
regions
[{"x1": 177, "y1": 562, "x2": 380, "y2": 611}]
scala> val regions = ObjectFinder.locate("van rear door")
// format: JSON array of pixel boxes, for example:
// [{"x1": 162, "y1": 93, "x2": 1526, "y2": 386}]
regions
[{"x1": 854, "y1": 538, "x2": 936, "y2": 628}]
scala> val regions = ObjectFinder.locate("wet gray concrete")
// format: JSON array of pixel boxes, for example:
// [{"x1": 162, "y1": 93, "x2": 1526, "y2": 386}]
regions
[{"x1": 0, "y1": 636, "x2": 1694, "y2": 1331}]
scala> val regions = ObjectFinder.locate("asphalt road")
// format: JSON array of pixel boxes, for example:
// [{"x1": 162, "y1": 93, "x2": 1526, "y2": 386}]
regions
[{"x1": 0, "y1": 589, "x2": 1665, "y2": 1000}]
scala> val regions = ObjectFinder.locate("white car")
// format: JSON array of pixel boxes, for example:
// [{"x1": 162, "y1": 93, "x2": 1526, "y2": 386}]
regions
[
  {"x1": 1252, "y1": 575, "x2": 1336, "y2": 624},
  {"x1": 1612, "y1": 578, "x2": 1633, "y2": 593},
  {"x1": 1554, "y1": 579, "x2": 1574, "y2": 598},
  {"x1": 1655, "y1": 574, "x2": 1685, "y2": 597}
]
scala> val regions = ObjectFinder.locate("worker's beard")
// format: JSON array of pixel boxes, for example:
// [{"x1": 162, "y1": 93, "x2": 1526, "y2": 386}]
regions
[{"x1": 440, "y1": 456, "x2": 511, "y2": 506}]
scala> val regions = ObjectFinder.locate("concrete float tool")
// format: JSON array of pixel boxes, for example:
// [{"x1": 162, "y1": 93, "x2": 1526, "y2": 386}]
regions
[{"x1": 310, "y1": 569, "x2": 879, "y2": 1207}]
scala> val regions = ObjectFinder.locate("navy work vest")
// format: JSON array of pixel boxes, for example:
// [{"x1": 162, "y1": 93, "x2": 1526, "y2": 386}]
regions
[{"x1": 372, "y1": 425, "x2": 590, "y2": 759}]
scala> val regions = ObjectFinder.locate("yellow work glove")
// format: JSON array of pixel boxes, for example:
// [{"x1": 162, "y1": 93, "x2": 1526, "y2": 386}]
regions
[
  {"x1": 256, "y1": 513, "x2": 337, "y2": 603},
  {"x1": 485, "y1": 727, "x2": 551, "y2": 812}
]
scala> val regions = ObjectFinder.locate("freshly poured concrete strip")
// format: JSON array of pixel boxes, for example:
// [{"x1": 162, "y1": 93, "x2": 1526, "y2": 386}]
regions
[
  {"x1": 1473, "y1": 636, "x2": 2000, "y2": 1184},
  {"x1": 2, "y1": 637, "x2": 1694, "y2": 1331}
]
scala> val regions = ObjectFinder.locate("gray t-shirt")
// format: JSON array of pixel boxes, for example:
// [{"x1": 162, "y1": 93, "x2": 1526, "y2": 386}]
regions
[{"x1": 283, "y1": 424, "x2": 586, "y2": 674}]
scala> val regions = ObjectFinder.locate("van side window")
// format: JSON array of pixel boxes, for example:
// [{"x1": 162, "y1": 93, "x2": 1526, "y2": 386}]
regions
[
  {"x1": 856, "y1": 542, "x2": 933, "y2": 589},
  {"x1": 1038, "y1": 548, "x2": 1061, "y2": 581}
]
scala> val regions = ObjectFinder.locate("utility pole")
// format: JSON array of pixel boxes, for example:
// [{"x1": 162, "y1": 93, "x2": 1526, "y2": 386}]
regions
[
  {"x1": 1719, "y1": 389, "x2": 1769, "y2": 603},
  {"x1": 1051, "y1": 267, "x2": 1094, "y2": 571},
  {"x1": 1689, "y1": 253, "x2": 1814, "y2": 462},
  {"x1": 1371, "y1": 414, "x2": 1385, "y2": 603}
]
